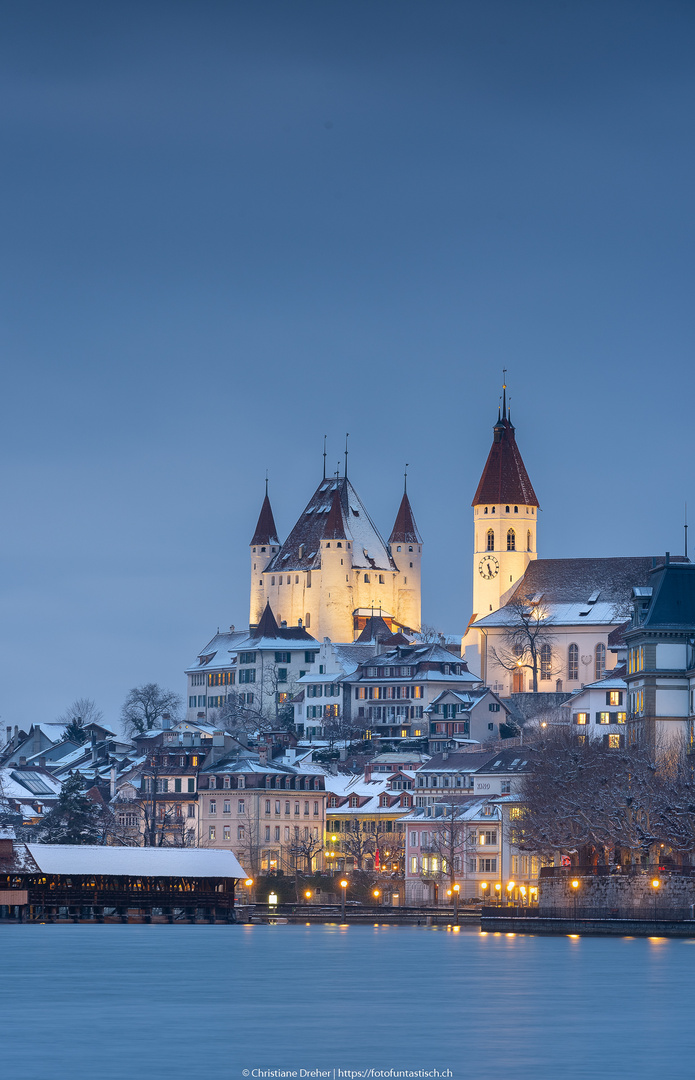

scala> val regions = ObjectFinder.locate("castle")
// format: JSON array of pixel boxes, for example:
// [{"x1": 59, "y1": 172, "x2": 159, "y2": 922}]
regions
[{"x1": 249, "y1": 470, "x2": 422, "y2": 644}]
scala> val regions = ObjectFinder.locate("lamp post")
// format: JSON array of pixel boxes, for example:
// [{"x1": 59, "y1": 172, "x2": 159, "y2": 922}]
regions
[
  {"x1": 453, "y1": 883, "x2": 460, "y2": 923},
  {"x1": 494, "y1": 882, "x2": 502, "y2": 906},
  {"x1": 340, "y1": 879, "x2": 348, "y2": 920},
  {"x1": 481, "y1": 881, "x2": 489, "y2": 907},
  {"x1": 244, "y1": 878, "x2": 254, "y2": 906},
  {"x1": 507, "y1": 881, "x2": 515, "y2": 907},
  {"x1": 651, "y1": 878, "x2": 661, "y2": 920},
  {"x1": 571, "y1": 878, "x2": 579, "y2": 922},
  {"x1": 373, "y1": 889, "x2": 381, "y2": 907},
  {"x1": 305, "y1": 890, "x2": 312, "y2": 904}
]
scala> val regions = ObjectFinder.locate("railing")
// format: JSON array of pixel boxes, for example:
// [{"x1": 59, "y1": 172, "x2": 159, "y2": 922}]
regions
[
  {"x1": 540, "y1": 865, "x2": 695, "y2": 879},
  {"x1": 483, "y1": 905, "x2": 695, "y2": 922}
]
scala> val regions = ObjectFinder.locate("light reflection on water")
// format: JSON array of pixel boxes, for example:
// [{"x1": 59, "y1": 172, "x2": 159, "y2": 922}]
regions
[{"x1": 3, "y1": 923, "x2": 695, "y2": 1080}]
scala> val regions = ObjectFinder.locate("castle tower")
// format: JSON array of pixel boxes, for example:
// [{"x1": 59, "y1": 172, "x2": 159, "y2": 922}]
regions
[
  {"x1": 249, "y1": 482, "x2": 280, "y2": 627},
  {"x1": 388, "y1": 477, "x2": 422, "y2": 632},
  {"x1": 471, "y1": 384, "x2": 539, "y2": 618}
]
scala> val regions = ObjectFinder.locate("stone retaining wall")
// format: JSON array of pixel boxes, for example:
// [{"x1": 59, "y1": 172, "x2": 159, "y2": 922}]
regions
[{"x1": 540, "y1": 873, "x2": 695, "y2": 910}]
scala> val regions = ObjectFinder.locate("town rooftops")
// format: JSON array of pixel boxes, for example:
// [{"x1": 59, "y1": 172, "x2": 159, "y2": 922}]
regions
[{"x1": 514, "y1": 557, "x2": 688, "y2": 606}]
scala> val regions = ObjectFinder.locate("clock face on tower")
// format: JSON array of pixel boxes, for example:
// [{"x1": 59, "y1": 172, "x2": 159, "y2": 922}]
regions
[{"x1": 478, "y1": 555, "x2": 500, "y2": 579}]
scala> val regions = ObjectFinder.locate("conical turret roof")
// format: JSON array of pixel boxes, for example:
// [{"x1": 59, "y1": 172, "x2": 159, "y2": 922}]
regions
[
  {"x1": 323, "y1": 487, "x2": 347, "y2": 540},
  {"x1": 472, "y1": 413, "x2": 539, "y2": 508},
  {"x1": 389, "y1": 492, "x2": 422, "y2": 544},
  {"x1": 250, "y1": 489, "x2": 279, "y2": 546},
  {"x1": 251, "y1": 601, "x2": 279, "y2": 639}
]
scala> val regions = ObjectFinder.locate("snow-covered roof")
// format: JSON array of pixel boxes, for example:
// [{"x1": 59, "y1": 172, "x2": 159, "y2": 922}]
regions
[
  {"x1": 473, "y1": 600, "x2": 623, "y2": 630},
  {"x1": 25, "y1": 843, "x2": 246, "y2": 879}
]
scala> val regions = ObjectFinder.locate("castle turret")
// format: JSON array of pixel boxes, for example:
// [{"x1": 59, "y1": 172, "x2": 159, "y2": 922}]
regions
[
  {"x1": 471, "y1": 383, "x2": 539, "y2": 618},
  {"x1": 249, "y1": 483, "x2": 280, "y2": 627},
  {"x1": 388, "y1": 479, "x2": 422, "y2": 632}
]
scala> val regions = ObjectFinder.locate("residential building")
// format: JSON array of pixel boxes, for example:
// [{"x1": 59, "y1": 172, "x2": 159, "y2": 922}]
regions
[
  {"x1": 425, "y1": 687, "x2": 514, "y2": 751},
  {"x1": 623, "y1": 556, "x2": 695, "y2": 752},
  {"x1": 564, "y1": 671, "x2": 628, "y2": 747}
]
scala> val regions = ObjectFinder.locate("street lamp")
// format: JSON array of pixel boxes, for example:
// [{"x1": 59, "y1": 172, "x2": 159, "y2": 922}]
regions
[
  {"x1": 268, "y1": 892, "x2": 278, "y2": 908},
  {"x1": 480, "y1": 881, "x2": 489, "y2": 906},
  {"x1": 340, "y1": 879, "x2": 348, "y2": 920},
  {"x1": 453, "y1": 883, "x2": 460, "y2": 923},
  {"x1": 373, "y1": 889, "x2": 381, "y2": 906},
  {"x1": 494, "y1": 882, "x2": 502, "y2": 905},
  {"x1": 507, "y1": 881, "x2": 515, "y2": 906},
  {"x1": 305, "y1": 890, "x2": 312, "y2": 902},
  {"x1": 651, "y1": 878, "x2": 661, "y2": 919},
  {"x1": 571, "y1": 877, "x2": 580, "y2": 921}
]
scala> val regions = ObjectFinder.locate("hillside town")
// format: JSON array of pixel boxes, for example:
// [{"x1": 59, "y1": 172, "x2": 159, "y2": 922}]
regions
[{"x1": 3, "y1": 387, "x2": 695, "y2": 917}]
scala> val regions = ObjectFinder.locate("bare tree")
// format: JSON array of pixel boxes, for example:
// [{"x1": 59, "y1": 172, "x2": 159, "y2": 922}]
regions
[
  {"x1": 423, "y1": 805, "x2": 473, "y2": 887},
  {"x1": 57, "y1": 698, "x2": 104, "y2": 744},
  {"x1": 323, "y1": 713, "x2": 363, "y2": 751},
  {"x1": 121, "y1": 683, "x2": 183, "y2": 737},
  {"x1": 287, "y1": 828, "x2": 324, "y2": 900},
  {"x1": 340, "y1": 820, "x2": 376, "y2": 869},
  {"x1": 374, "y1": 820, "x2": 406, "y2": 876},
  {"x1": 490, "y1": 595, "x2": 558, "y2": 692}
]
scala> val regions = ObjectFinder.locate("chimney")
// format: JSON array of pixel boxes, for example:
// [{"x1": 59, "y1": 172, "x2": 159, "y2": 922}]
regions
[
  {"x1": 162, "y1": 712, "x2": 172, "y2": 730},
  {"x1": 339, "y1": 748, "x2": 347, "y2": 761},
  {"x1": 91, "y1": 732, "x2": 98, "y2": 764},
  {"x1": 258, "y1": 746, "x2": 268, "y2": 766},
  {"x1": 6, "y1": 726, "x2": 11, "y2": 743},
  {"x1": 364, "y1": 763, "x2": 372, "y2": 783},
  {"x1": 110, "y1": 765, "x2": 116, "y2": 799},
  {"x1": 14, "y1": 726, "x2": 18, "y2": 737},
  {"x1": 330, "y1": 761, "x2": 338, "y2": 775},
  {"x1": 19, "y1": 756, "x2": 26, "y2": 767},
  {"x1": 665, "y1": 551, "x2": 670, "y2": 566},
  {"x1": 0, "y1": 827, "x2": 16, "y2": 858},
  {"x1": 229, "y1": 625, "x2": 235, "y2": 632},
  {"x1": 39, "y1": 757, "x2": 46, "y2": 769}
]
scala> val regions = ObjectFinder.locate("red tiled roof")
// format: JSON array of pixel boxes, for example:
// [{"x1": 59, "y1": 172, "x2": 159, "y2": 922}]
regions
[
  {"x1": 472, "y1": 417, "x2": 539, "y2": 508},
  {"x1": 323, "y1": 487, "x2": 347, "y2": 540},
  {"x1": 389, "y1": 492, "x2": 422, "y2": 544},
  {"x1": 250, "y1": 492, "x2": 279, "y2": 546}
]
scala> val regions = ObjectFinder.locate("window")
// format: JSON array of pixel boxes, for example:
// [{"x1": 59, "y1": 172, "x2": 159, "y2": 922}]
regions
[
  {"x1": 608, "y1": 690, "x2": 622, "y2": 706},
  {"x1": 479, "y1": 831, "x2": 497, "y2": 845},
  {"x1": 274, "y1": 826, "x2": 281, "y2": 841},
  {"x1": 187, "y1": 805, "x2": 195, "y2": 818},
  {"x1": 238, "y1": 799, "x2": 245, "y2": 813},
  {"x1": 223, "y1": 800, "x2": 231, "y2": 814},
  {"x1": 314, "y1": 801, "x2": 319, "y2": 815},
  {"x1": 265, "y1": 799, "x2": 271, "y2": 814},
  {"x1": 174, "y1": 778, "x2": 181, "y2": 792},
  {"x1": 239, "y1": 669, "x2": 256, "y2": 684},
  {"x1": 277, "y1": 669, "x2": 288, "y2": 683},
  {"x1": 305, "y1": 613, "x2": 310, "y2": 627},
  {"x1": 305, "y1": 651, "x2": 317, "y2": 664},
  {"x1": 479, "y1": 858, "x2": 497, "y2": 873},
  {"x1": 188, "y1": 696, "x2": 196, "y2": 707},
  {"x1": 597, "y1": 712, "x2": 611, "y2": 725},
  {"x1": 364, "y1": 574, "x2": 370, "y2": 583},
  {"x1": 595, "y1": 643, "x2": 606, "y2": 681},
  {"x1": 209, "y1": 799, "x2": 216, "y2": 814},
  {"x1": 191, "y1": 673, "x2": 206, "y2": 686},
  {"x1": 608, "y1": 734, "x2": 621, "y2": 749},
  {"x1": 208, "y1": 671, "x2": 234, "y2": 686},
  {"x1": 223, "y1": 826, "x2": 231, "y2": 841},
  {"x1": 540, "y1": 643, "x2": 552, "y2": 681},
  {"x1": 209, "y1": 826, "x2": 216, "y2": 840},
  {"x1": 237, "y1": 826, "x2": 245, "y2": 840},
  {"x1": 575, "y1": 713, "x2": 588, "y2": 725},
  {"x1": 223, "y1": 776, "x2": 230, "y2": 789},
  {"x1": 617, "y1": 712, "x2": 627, "y2": 724},
  {"x1": 275, "y1": 652, "x2": 291, "y2": 664},
  {"x1": 275, "y1": 800, "x2": 281, "y2": 814},
  {"x1": 506, "y1": 528, "x2": 515, "y2": 551},
  {"x1": 265, "y1": 826, "x2": 271, "y2": 841},
  {"x1": 488, "y1": 702, "x2": 500, "y2": 712},
  {"x1": 486, "y1": 529, "x2": 495, "y2": 552},
  {"x1": 209, "y1": 776, "x2": 216, "y2": 789},
  {"x1": 568, "y1": 643, "x2": 579, "y2": 681},
  {"x1": 197, "y1": 695, "x2": 206, "y2": 708},
  {"x1": 239, "y1": 652, "x2": 256, "y2": 664}
]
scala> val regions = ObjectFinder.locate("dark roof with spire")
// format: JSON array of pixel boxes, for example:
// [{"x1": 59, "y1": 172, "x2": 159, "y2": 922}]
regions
[
  {"x1": 472, "y1": 393, "x2": 539, "y2": 508},
  {"x1": 265, "y1": 476, "x2": 396, "y2": 574},
  {"x1": 389, "y1": 492, "x2": 422, "y2": 544},
  {"x1": 250, "y1": 601, "x2": 316, "y2": 642},
  {"x1": 323, "y1": 487, "x2": 347, "y2": 540},
  {"x1": 250, "y1": 489, "x2": 279, "y2": 546}
]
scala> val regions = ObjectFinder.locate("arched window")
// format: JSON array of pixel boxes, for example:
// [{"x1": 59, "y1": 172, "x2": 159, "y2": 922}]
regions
[
  {"x1": 540, "y1": 643, "x2": 552, "y2": 681},
  {"x1": 507, "y1": 528, "x2": 516, "y2": 551},
  {"x1": 484, "y1": 507, "x2": 488, "y2": 514},
  {"x1": 505, "y1": 505, "x2": 510, "y2": 513},
  {"x1": 514, "y1": 506, "x2": 518, "y2": 513},
  {"x1": 486, "y1": 529, "x2": 494, "y2": 551},
  {"x1": 595, "y1": 643, "x2": 606, "y2": 681},
  {"x1": 568, "y1": 643, "x2": 579, "y2": 681},
  {"x1": 527, "y1": 530, "x2": 532, "y2": 551},
  {"x1": 305, "y1": 612, "x2": 310, "y2": 628}
]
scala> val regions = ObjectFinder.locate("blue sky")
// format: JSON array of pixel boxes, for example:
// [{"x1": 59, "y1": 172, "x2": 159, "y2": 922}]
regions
[{"x1": 0, "y1": 1, "x2": 693, "y2": 728}]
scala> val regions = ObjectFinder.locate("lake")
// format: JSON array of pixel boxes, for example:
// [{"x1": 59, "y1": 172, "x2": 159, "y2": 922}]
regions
[{"x1": 2, "y1": 923, "x2": 694, "y2": 1080}]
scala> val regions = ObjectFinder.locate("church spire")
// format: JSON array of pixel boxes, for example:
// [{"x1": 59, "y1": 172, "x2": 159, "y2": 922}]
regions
[
  {"x1": 250, "y1": 484, "x2": 279, "y2": 546},
  {"x1": 473, "y1": 387, "x2": 539, "y2": 508},
  {"x1": 389, "y1": 482, "x2": 422, "y2": 545}
]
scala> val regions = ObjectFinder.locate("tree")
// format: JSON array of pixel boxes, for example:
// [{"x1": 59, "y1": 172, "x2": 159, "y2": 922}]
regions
[
  {"x1": 490, "y1": 595, "x2": 557, "y2": 692},
  {"x1": 38, "y1": 774, "x2": 105, "y2": 845},
  {"x1": 340, "y1": 820, "x2": 376, "y2": 869},
  {"x1": 424, "y1": 804, "x2": 473, "y2": 887},
  {"x1": 287, "y1": 828, "x2": 324, "y2": 900},
  {"x1": 57, "y1": 697, "x2": 104, "y2": 745},
  {"x1": 323, "y1": 713, "x2": 363, "y2": 752},
  {"x1": 121, "y1": 683, "x2": 182, "y2": 737}
]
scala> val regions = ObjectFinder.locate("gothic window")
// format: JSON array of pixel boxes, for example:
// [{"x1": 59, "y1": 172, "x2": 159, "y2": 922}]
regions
[
  {"x1": 540, "y1": 644, "x2": 552, "y2": 681},
  {"x1": 486, "y1": 529, "x2": 494, "y2": 551},
  {"x1": 506, "y1": 529, "x2": 516, "y2": 551},
  {"x1": 527, "y1": 530, "x2": 532, "y2": 551},
  {"x1": 568, "y1": 643, "x2": 579, "y2": 681},
  {"x1": 595, "y1": 643, "x2": 606, "y2": 681}
]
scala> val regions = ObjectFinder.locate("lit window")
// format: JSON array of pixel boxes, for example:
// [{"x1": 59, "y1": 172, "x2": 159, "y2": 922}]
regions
[
  {"x1": 568, "y1": 643, "x2": 579, "y2": 681},
  {"x1": 608, "y1": 691, "x2": 622, "y2": 706},
  {"x1": 597, "y1": 712, "x2": 610, "y2": 724},
  {"x1": 575, "y1": 713, "x2": 588, "y2": 725},
  {"x1": 595, "y1": 643, "x2": 606, "y2": 681},
  {"x1": 486, "y1": 529, "x2": 494, "y2": 552},
  {"x1": 608, "y1": 734, "x2": 620, "y2": 749},
  {"x1": 209, "y1": 826, "x2": 216, "y2": 840},
  {"x1": 616, "y1": 712, "x2": 626, "y2": 724},
  {"x1": 540, "y1": 644, "x2": 552, "y2": 681}
]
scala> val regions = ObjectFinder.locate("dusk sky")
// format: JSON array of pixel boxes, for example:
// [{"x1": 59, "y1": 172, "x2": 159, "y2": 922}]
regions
[{"x1": 1, "y1": 1, "x2": 693, "y2": 729}]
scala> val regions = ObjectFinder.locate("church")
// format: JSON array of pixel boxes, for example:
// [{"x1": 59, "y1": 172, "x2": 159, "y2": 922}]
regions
[
  {"x1": 249, "y1": 467, "x2": 422, "y2": 644},
  {"x1": 462, "y1": 385, "x2": 687, "y2": 697}
]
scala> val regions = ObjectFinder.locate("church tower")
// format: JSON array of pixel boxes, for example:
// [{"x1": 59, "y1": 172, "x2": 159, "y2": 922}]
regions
[
  {"x1": 249, "y1": 482, "x2": 280, "y2": 628},
  {"x1": 471, "y1": 384, "x2": 539, "y2": 619}
]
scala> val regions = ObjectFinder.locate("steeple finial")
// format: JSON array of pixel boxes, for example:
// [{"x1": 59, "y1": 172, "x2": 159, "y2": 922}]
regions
[
  {"x1": 686, "y1": 502, "x2": 689, "y2": 560},
  {"x1": 404, "y1": 463, "x2": 409, "y2": 494},
  {"x1": 265, "y1": 470, "x2": 269, "y2": 496},
  {"x1": 344, "y1": 433, "x2": 349, "y2": 479},
  {"x1": 502, "y1": 368, "x2": 507, "y2": 420},
  {"x1": 323, "y1": 435, "x2": 327, "y2": 480}
]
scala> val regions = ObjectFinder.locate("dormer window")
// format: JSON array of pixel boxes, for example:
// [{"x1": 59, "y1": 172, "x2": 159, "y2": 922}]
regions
[
  {"x1": 349, "y1": 796, "x2": 359, "y2": 807},
  {"x1": 298, "y1": 545, "x2": 304, "y2": 559}
]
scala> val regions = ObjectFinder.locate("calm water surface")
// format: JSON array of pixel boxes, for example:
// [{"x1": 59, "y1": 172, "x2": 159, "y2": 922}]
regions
[{"x1": 2, "y1": 923, "x2": 694, "y2": 1080}]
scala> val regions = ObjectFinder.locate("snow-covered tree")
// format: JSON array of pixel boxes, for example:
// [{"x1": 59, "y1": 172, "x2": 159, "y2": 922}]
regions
[{"x1": 38, "y1": 774, "x2": 105, "y2": 845}]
